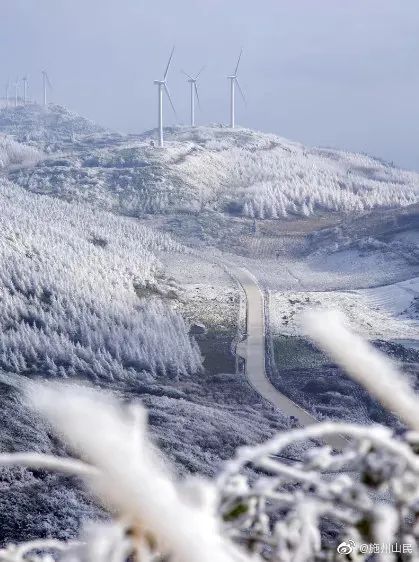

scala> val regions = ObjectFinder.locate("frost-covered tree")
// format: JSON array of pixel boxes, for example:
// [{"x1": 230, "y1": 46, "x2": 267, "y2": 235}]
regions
[
  {"x1": 6, "y1": 124, "x2": 419, "y2": 220},
  {"x1": 0, "y1": 177, "x2": 201, "y2": 383}
]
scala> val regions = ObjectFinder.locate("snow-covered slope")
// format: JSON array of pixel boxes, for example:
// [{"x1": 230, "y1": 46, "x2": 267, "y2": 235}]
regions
[
  {"x1": 4, "y1": 115, "x2": 419, "y2": 219},
  {"x1": 270, "y1": 280, "x2": 419, "y2": 342},
  {"x1": 0, "y1": 104, "x2": 107, "y2": 149},
  {"x1": 0, "y1": 173, "x2": 290, "y2": 544},
  {"x1": 0, "y1": 177, "x2": 201, "y2": 382},
  {"x1": 0, "y1": 134, "x2": 43, "y2": 168}
]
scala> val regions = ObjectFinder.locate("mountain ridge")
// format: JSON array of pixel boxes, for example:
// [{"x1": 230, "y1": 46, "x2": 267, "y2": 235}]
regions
[{"x1": 1, "y1": 104, "x2": 419, "y2": 221}]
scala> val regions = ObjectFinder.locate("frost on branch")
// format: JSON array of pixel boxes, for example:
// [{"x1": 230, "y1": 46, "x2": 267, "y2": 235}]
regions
[{"x1": 2, "y1": 311, "x2": 419, "y2": 560}]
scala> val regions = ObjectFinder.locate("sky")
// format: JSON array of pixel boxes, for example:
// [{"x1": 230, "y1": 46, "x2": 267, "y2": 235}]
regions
[{"x1": 1, "y1": 0, "x2": 419, "y2": 170}]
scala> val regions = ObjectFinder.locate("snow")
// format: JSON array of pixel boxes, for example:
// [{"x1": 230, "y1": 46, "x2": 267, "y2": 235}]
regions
[
  {"x1": 2, "y1": 106, "x2": 419, "y2": 220},
  {"x1": 0, "y1": 151, "x2": 291, "y2": 545},
  {"x1": 0, "y1": 176, "x2": 202, "y2": 381},
  {"x1": 362, "y1": 276, "x2": 419, "y2": 322},
  {"x1": 0, "y1": 135, "x2": 43, "y2": 168},
  {"x1": 269, "y1": 276, "x2": 419, "y2": 342},
  {"x1": 0, "y1": 104, "x2": 106, "y2": 147},
  {"x1": 160, "y1": 252, "x2": 239, "y2": 331},
  {"x1": 1, "y1": 103, "x2": 419, "y2": 546}
]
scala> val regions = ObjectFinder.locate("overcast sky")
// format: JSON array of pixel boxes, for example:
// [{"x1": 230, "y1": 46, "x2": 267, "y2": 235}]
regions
[{"x1": 2, "y1": 0, "x2": 419, "y2": 169}]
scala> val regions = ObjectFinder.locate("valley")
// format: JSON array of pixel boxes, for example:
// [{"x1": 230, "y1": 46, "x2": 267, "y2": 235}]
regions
[{"x1": 0, "y1": 104, "x2": 419, "y2": 544}]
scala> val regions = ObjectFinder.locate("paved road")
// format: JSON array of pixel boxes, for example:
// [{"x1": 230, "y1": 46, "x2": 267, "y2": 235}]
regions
[{"x1": 228, "y1": 263, "x2": 346, "y2": 450}]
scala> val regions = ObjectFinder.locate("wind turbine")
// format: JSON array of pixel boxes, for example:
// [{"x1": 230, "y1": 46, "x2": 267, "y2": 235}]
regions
[
  {"x1": 182, "y1": 66, "x2": 204, "y2": 127},
  {"x1": 154, "y1": 46, "x2": 177, "y2": 147},
  {"x1": 14, "y1": 78, "x2": 20, "y2": 107},
  {"x1": 22, "y1": 76, "x2": 28, "y2": 105},
  {"x1": 227, "y1": 49, "x2": 246, "y2": 128},
  {"x1": 42, "y1": 70, "x2": 52, "y2": 106},
  {"x1": 5, "y1": 80, "x2": 10, "y2": 107}
]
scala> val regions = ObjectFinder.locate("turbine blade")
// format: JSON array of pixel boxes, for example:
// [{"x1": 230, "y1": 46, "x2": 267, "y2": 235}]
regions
[
  {"x1": 163, "y1": 46, "x2": 175, "y2": 80},
  {"x1": 194, "y1": 83, "x2": 201, "y2": 109},
  {"x1": 181, "y1": 69, "x2": 193, "y2": 80},
  {"x1": 43, "y1": 71, "x2": 53, "y2": 90},
  {"x1": 234, "y1": 49, "x2": 243, "y2": 75},
  {"x1": 194, "y1": 65, "x2": 206, "y2": 79},
  {"x1": 235, "y1": 78, "x2": 247, "y2": 105},
  {"x1": 164, "y1": 83, "x2": 177, "y2": 117},
  {"x1": 46, "y1": 73, "x2": 53, "y2": 90}
]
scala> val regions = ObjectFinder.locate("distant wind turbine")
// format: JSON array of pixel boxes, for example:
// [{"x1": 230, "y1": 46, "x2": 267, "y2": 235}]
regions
[
  {"x1": 5, "y1": 80, "x2": 10, "y2": 107},
  {"x1": 227, "y1": 50, "x2": 246, "y2": 128},
  {"x1": 182, "y1": 66, "x2": 205, "y2": 127},
  {"x1": 22, "y1": 76, "x2": 28, "y2": 105},
  {"x1": 154, "y1": 46, "x2": 177, "y2": 147},
  {"x1": 42, "y1": 70, "x2": 52, "y2": 106},
  {"x1": 14, "y1": 78, "x2": 19, "y2": 107}
]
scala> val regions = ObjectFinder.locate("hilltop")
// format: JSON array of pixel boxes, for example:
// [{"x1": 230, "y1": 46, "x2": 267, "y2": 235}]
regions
[
  {"x1": 1, "y1": 104, "x2": 418, "y2": 221},
  {"x1": 0, "y1": 103, "x2": 107, "y2": 150},
  {"x1": 2, "y1": 103, "x2": 419, "y2": 287}
]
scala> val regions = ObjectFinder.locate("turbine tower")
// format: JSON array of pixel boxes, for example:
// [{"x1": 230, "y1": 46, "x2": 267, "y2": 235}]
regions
[
  {"x1": 154, "y1": 46, "x2": 177, "y2": 148},
  {"x1": 5, "y1": 80, "x2": 10, "y2": 107},
  {"x1": 22, "y1": 76, "x2": 28, "y2": 105},
  {"x1": 182, "y1": 67, "x2": 204, "y2": 127},
  {"x1": 14, "y1": 78, "x2": 19, "y2": 107},
  {"x1": 42, "y1": 70, "x2": 52, "y2": 106},
  {"x1": 227, "y1": 49, "x2": 246, "y2": 128}
]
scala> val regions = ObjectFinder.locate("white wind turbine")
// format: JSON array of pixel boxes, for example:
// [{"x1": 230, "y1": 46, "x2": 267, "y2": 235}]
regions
[
  {"x1": 227, "y1": 49, "x2": 246, "y2": 128},
  {"x1": 5, "y1": 80, "x2": 10, "y2": 107},
  {"x1": 42, "y1": 70, "x2": 52, "y2": 106},
  {"x1": 154, "y1": 46, "x2": 177, "y2": 148},
  {"x1": 22, "y1": 76, "x2": 28, "y2": 105},
  {"x1": 182, "y1": 66, "x2": 204, "y2": 127},
  {"x1": 14, "y1": 78, "x2": 20, "y2": 107}
]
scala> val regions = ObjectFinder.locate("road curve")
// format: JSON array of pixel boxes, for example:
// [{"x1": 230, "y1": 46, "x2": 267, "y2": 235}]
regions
[{"x1": 228, "y1": 263, "x2": 346, "y2": 450}]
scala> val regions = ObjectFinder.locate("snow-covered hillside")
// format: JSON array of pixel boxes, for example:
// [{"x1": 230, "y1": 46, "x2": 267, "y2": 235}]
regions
[
  {"x1": 0, "y1": 135, "x2": 43, "y2": 168},
  {"x1": 0, "y1": 170, "x2": 291, "y2": 544},
  {"x1": 0, "y1": 179, "x2": 289, "y2": 546},
  {"x1": 0, "y1": 104, "x2": 107, "y2": 149},
  {"x1": 3, "y1": 108, "x2": 419, "y2": 219},
  {"x1": 2, "y1": 105, "x2": 419, "y2": 548},
  {"x1": 0, "y1": 177, "x2": 201, "y2": 382}
]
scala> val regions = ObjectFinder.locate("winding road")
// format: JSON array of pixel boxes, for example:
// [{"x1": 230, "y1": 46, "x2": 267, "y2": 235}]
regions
[{"x1": 228, "y1": 263, "x2": 347, "y2": 450}]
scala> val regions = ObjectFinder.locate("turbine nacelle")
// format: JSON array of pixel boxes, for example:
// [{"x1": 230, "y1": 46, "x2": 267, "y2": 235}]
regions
[{"x1": 182, "y1": 66, "x2": 204, "y2": 127}]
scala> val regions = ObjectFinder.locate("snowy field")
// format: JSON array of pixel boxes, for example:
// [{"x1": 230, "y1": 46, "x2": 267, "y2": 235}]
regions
[
  {"x1": 160, "y1": 251, "x2": 239, "y2": 331},
  {"x1": 269, "y1": 277, "x2": 419, "y2": 342},
  {"x1": 210, "y1": 245, "x2": 419, "y2": 293},
  {"x1": 267, "y1": 275, "x2": 419, "y2": 426}
]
